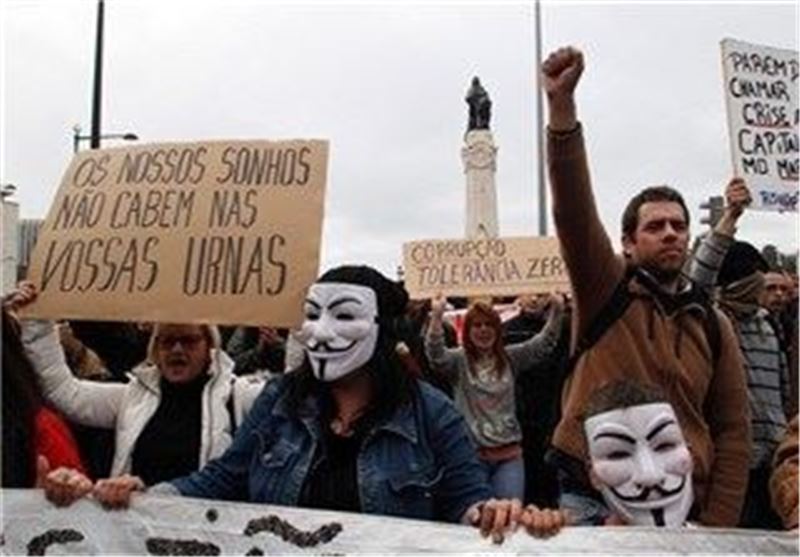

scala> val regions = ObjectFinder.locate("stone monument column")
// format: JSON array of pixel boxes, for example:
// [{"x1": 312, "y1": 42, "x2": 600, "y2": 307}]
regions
[{"x1": 462, "y1": 77, "x2": 499, "y2": 239}]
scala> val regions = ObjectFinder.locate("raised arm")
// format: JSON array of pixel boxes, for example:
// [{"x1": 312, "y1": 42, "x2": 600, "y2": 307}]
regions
[
  {"x1": 13, "y1": 282, "x2": 123, "y2": 429},
  {"x1": 423, "y1": 293, "x2": 462, "y2": 385},
  {"x1": 506, "y1": 293, "x2": 565, "y2": 374},
  {"x1": 22, "y1": 319, "x2": 125, "y2": 429},
  {"x1": 542, "y1": 47, "x2": 625, "y2": 341},
  {"x1": 687, "y1": 178, "x2": 751, "y2": 292}
]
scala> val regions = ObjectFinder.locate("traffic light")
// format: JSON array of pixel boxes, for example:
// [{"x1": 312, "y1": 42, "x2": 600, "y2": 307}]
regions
[{"x1": 699, "y1": 195, "x2": 725, "y2": 228}]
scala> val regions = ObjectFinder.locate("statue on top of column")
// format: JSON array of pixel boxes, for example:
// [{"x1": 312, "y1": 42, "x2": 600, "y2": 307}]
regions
[{"x1": 466, "y1": 76, "x2": 491, "y2": 131}]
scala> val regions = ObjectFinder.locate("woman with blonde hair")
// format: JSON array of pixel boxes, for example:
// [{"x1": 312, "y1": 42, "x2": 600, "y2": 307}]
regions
[{"x1": 14, "y1": 283, "x2": 267, "y2": 506}]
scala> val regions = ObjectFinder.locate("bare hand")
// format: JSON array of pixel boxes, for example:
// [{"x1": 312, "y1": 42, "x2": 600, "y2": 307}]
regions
[
  {"x1": 542, "y1": 47, "x2": 584, "y2": 100},
  {"x1": 93, "y1": 475, "x2": 145, "y2": 509},
  {"x1": 430, "y1": 292, "x2": 447, "y2": 322},
  {"x1": 724, "y1": 177, "x2": 751, "y2": 219},
  {"x1": 520, "y1": 504, "x2": 569, "y2": 538},
  {"x1": 545, "y1": 292, "x2": 565, "y2": 314},
  {"x1": 3, "y1": 281, "x2": 38, "y2": 314},
  {"x1": 604, "y1": 513, "x2": 626, "y2": 526},
  {"x1": 38, "y1": 458, "x2": 93, "y2": 507},
  {"x1": 258, "y1": 327, "x2": 281, "y2": 347},
  {"x1": 467, "y1": 498, "x2": 523, "y2": 544}
]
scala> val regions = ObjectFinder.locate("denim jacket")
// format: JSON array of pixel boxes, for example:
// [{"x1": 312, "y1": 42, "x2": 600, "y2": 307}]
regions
[{"x1": 170, "y1": 377, "x2": 491, "y2": 523}]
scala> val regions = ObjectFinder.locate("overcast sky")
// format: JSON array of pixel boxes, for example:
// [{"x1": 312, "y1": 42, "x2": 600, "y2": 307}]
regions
[{"x1": 2, "y1": 0, "x2": 798, "y2": 278}]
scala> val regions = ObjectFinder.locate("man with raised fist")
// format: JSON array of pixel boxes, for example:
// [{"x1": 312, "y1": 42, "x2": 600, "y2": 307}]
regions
[{"x1": 540, "y1": 46, "x2": 750, "y2": 528}]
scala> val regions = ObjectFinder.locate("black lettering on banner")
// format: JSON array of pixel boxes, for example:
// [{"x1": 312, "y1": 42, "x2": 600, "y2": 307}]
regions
[
  {"x1": 110, "y1": 190, "x2": 195, "y2": 229},
  {"x1": 40, "y1": 237, "x2": 159, "y2": 294},
  {"x1": 742, "y1": 157, "x2": 769, "y2": 175},
  {"x1": 41, "y1": 240, "x2": 71, "y2": 292},
  {"x1": 728, "y1": 77, "x2": 791, "y2": 102},
  {"x1": 62, "y1": 240, "x2": 87, "y2": 292},
  {"x1": 728, "y1": 51, "x2": 799, "y2": 81},
  {"x1": 296, "y1": 147, "x2": 311, "y2": 185},
  {"x1": 266, "y1": 234, "x2": 287, "y2": 295},
  {"x1": 175, "y1": 149, "x2": 194, "y2": 184},
  {"x1": 506, "y1": 259, "x2": 522, "y2": 281},
  {"x1": 110, "y1": 240, "x2": 139, "y2": 293},
  {"x1": 98, "y1": 237, "x2": 123, "y2": 291},
  {"x1": 183, "y1": 234, "x2": 287, "y2": 296},
  {"x1": 78, "y1": 238, "x2": 104, "y2": 292},
  {"x1": 116, "y1": 148, "x2": 207, "y2": 185},
  {"x1": 51, "y1": 190, "x2": 106, "y2": 230},
  {"x1": 527, "y1": 256, "x2": 564, "y2": 279},
  {"x1": 191, "y1": 147, "x2": 208, "y2": 184},
  {"x1": 217, "y1": 147, "x2": 236, "y2": 184},
  {"x1": 139, "y1": 237, "x2": 160, "y2": 291},
  {"x1": 551, "y1": 256, "x2": 565, "y2": 278},
  {"x1": 742, "y1": 101, "x2": 790, "y2": 128},
  {"x1": 214, "y1": 147, "x2": 311, "y2": 186},
  {"x1": 240, "y1": 238, "x2": 264, "y2": 294},
  {"x1": 777, "y1": 158, "x2": 799, "y2": 180},
  {"x1": 163, "y1": 148, "x2": 180, "y2": 183},
  {"x1": 72, "y1": 155, "x2": 110, "y2": 188},
  {"x1": 146, "y1": 150, "x2": 165, "y2": 184},
  {"x1": 738, "y1": 129, "x2": 799, "y2": 157},
  {"x1": 279, "y1": 149, "x2": 297, "y2": 184},
  {"x1": 208, "y1": 190, "x2": 258, "y2": 228}
]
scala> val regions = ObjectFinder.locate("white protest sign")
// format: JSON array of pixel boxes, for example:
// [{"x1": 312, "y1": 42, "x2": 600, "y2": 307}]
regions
[
  {"x1": 402, "y1": 236, "x2": 569, "y2": 300},
  {"x1": 2, "y1": 490, "x2": 797, "y2": 555},
  {"x1": 721, "y1": 38, "x2": 799, "y2": 212}
]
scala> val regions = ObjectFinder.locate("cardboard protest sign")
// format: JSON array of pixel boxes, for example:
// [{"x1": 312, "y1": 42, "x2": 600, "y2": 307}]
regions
[
  {"x1": 23, "y1": 140, "x2": 328, "y2": 326},
  {"x1": 402, "y1": 236, "x2": 569, "y2": 300},
  {"x1": 721, "y1": 38, "x2": 799, "y2": 212}
]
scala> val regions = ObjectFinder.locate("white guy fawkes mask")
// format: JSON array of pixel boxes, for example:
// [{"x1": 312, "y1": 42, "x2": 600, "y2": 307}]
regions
[
  {"x1": 584, "y1": 402, "x2": 693, "y2": 527},
  {"x1": 301, "y1": 282, "x2": 379, "y2": 382}
]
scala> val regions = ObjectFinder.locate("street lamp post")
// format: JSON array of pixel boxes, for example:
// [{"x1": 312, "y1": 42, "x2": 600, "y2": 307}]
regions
[
  {"x1": 1, "y1": 184, "x2": 17, "y2": 200},
  {"x1": 73, "y1": 124, "x2": 138, "y2": 153}
]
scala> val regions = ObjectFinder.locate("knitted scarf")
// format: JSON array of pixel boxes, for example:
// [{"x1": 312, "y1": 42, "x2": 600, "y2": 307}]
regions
[{"x1": 716, "y1": 272, "x2": 766, "y2": 337}]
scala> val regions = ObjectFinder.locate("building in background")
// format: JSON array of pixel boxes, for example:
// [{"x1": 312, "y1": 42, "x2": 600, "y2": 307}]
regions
[
  {"x1": 1, "y1": 194, "x2": 19, "y2": 294},
  {"x1": 17, "y1": 218, "x2": 44, "y2": 280}
]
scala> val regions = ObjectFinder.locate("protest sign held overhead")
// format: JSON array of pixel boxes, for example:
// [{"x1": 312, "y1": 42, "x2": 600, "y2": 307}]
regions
[
  {"x1": 23, "y1": 139, "x2": 329, "y2": 327},
  {"x1": 721, "y1": 38, "x2": 799, "y2": 212},
  {"x1": 402, "y1": 236, "x2": 569, "y2": 300}
]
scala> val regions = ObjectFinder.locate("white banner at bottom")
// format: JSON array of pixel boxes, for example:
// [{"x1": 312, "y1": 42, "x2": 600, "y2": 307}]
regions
[{"x1": 1, "y1": 489, "x2": 797, "y2": 555}]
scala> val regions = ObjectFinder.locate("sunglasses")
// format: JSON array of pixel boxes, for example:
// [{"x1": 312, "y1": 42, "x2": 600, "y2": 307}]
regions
[{"x1": 156, "y1": 334, "x2": 206, "y2": 349}]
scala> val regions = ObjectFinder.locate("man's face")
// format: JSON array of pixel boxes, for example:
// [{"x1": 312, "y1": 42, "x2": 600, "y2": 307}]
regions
[
  {"x1": 623, "y1": 201, "x2": 689, "y2": 283},
  {"x1": 762, "y1": 272, "x2": 789, "y2": 313},
  {"x1": 153, "y1": 324, "x2": 211, "y2": 384},
  {"x1": 584, "y1": 402, "x2": 693, "y2": 527},
  {"x1": 301, "y1": 282, "x2": 379, "y2": 382}
]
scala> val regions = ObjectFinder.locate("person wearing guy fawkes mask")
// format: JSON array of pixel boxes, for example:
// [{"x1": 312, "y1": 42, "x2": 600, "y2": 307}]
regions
[
  {"x1": 518, "y1": 380, "x2": 694, "y2": 536},
  {"x1": 581, "y1": 381, "x2": 694, "y2": 527},
  {"x1": 142, "y1": 266, "x2": 525, "y2": 543}
]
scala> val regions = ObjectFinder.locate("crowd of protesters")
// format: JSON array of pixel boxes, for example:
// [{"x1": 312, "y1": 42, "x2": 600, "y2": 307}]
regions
[{"x1": 2, "y1": 44, "x2": 798, "y2": 543}]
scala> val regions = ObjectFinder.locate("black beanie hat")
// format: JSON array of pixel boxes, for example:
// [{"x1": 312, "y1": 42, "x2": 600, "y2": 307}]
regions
[
  {"x1": 718, "y1": 241, "x2": 768, "y2": 286},
  {"x1": 317, "y1": 265, "x2": 409, "y2": 321}
]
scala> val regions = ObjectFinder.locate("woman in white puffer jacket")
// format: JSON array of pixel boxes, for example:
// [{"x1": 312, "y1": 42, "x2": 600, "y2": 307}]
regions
[{"x1": 22, "y1": 316, "x2": 269, "y2": 489}]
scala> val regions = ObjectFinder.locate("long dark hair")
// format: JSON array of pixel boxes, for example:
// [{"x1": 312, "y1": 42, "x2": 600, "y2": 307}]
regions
[
  {"x1": 463, "y1": 301, "x2": 509, "y2": 379},
  {"x1": 2, "y1": 309, "x2": 44, "y2": 487},
  {"x1": 284, "y1": 319, "x2": 416, "y2": 427}
]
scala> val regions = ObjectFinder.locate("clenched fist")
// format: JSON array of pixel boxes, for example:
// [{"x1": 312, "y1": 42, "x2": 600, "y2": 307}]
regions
[
  {"x1": 541, "y1": 46, "x2": 584, "y2": 131},
  {"x1": 542, "y1": 46, "x2": 584, "y2": 98}
]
